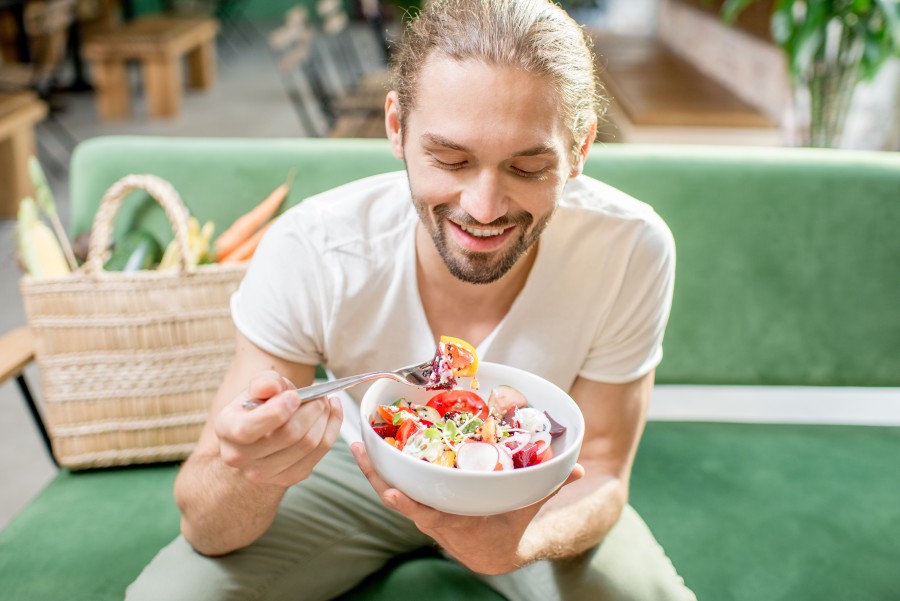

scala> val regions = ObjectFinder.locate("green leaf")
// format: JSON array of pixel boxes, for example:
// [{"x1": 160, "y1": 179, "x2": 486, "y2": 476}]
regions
[
  {"x1": 861, "y1": 16, "x2": 894, "y2": 77},
  {"x1": 772, "y1": 0, "x2": 797, "y2": 46},
  {"x1": 424, "y1": 427, "x2": 441, "y2": 440},
  {"x1": 462, "y1": 417, "x2": 483, "y2": 435},
  {"x1": 872, "y1": 0, "x2": 900, "y2": 50}
]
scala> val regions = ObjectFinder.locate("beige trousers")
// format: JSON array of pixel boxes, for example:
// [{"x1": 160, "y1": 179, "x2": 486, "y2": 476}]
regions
[{"x1": 126, "y1": 440, "x2": 696, "y2": 601}]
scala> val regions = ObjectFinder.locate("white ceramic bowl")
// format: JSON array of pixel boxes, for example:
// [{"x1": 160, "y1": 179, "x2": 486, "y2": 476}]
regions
[{"x1": 360, "y1": 361, "x2": 584, "y2": 516}]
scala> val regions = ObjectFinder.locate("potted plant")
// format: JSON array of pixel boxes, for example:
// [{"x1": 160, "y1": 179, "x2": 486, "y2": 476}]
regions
[{"x1": 717, "y1": 0, "x2": 900, "y2": 147}]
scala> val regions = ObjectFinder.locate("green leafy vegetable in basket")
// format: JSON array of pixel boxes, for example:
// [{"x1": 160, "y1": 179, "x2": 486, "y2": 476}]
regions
[{"x1": 104, "y1": 229, "x2": 164, "y2": 272}]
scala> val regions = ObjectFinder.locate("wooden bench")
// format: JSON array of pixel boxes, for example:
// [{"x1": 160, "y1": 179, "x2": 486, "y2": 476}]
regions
[
  {"x1": 591, "y1": 33, "x2": 780, "y2": 145},
  {"x1": 0, "y1": 91, "x2": 47, "y2": 218},
  {"x1": 81, "y1": 15, "x2": 219, "y2": 119}
]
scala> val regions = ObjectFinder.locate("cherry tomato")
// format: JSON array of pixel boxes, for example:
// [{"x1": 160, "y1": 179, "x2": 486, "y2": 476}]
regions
[{"x1": 426, "y1": 390, "x2": 488, "y2": 419}]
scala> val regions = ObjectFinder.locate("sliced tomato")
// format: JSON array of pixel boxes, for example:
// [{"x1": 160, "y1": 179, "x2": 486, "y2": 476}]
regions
[
  {"x1": 395, "y1": 419, "x2": 419, "y2": 450},
  {"x1": 439, "y1": 336, "x2": 479, "y2": 377},
  {"x1": 371, "y1": 424, "x2": 399, "y2": 439},
  {"x1": 535, "y1": 440, "x2": 554, "y2": 464},
  {"x1": 426, "y1": 390, "x2": 488, "y2": 419}
]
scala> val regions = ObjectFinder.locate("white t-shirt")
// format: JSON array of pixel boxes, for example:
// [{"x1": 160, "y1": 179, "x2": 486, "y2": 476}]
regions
[{"x1": 232, "y1": 171, "x2": 674, "y2": 400}]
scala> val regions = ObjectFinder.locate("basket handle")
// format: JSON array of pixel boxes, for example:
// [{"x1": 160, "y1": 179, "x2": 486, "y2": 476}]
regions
[{"x1": 84, "y1": 174, "x2": 195, "y2": 274}]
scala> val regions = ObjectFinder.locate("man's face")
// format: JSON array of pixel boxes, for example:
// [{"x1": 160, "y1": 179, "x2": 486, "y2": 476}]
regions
[{"x1": 393, "y1": 57, "x2": 577, "y2": 284}]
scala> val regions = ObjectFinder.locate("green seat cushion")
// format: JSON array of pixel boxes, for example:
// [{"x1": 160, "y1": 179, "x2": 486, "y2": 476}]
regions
[
  {"x1": 0, "y1": 466, "x2": 502, "y2": 600},
  {"x1": 631, "y1": 421, "x2": 900, "y2": 601}
]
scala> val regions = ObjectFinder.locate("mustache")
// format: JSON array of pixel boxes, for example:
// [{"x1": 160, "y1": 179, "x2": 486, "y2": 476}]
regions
[{"x1": 432, "y1": 204, "x2": 533, "y2": 229}]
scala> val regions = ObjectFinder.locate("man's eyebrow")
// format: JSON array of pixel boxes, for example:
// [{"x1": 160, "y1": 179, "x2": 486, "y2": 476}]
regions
[
  {"x1": 421, "y1": 133, "x2": 469, "y2": 152},
  {"x1": 421, "y1": 133, "x2": 558, "y2": 159},
  {"x1": 509, "y1": 144, "x2": 558, "y2": 159}
]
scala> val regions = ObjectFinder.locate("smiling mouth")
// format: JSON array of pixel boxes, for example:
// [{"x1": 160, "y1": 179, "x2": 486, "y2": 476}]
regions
[{"x1": 457, "y1": 223, "x2": 513, "y2": 238}]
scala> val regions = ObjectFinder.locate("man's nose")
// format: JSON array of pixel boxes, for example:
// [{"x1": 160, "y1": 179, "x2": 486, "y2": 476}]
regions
[{"x1": 459, "y1": 169, "x2": 509, "y2": 224}]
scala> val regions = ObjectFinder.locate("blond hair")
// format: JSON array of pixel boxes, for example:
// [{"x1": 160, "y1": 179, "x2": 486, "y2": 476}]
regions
[{"x1": 390, "y1": 0, "x2": 606, "y2": 154}]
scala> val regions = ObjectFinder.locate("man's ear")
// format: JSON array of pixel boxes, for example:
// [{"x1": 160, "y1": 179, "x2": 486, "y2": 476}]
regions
[
  {"x1": 570, "y1": 116, "x2": 598, "y2": 177},
  {"x1": 385, "y1": 91, "x2": 404, "y2": 161}
]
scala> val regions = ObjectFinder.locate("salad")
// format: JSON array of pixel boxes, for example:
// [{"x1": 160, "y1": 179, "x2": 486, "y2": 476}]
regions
[{"x1": 370, "y1": 337, "x2": 566, "y2": 471}]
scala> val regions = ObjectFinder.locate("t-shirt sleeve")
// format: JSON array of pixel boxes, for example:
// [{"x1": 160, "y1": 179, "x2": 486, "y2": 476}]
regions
[
  {"x1": 579, "y1": 215, "x2": 676, "y2": 383},
  {"x1": 230, "y1": 207, "x2": 332, "y2": 366}
]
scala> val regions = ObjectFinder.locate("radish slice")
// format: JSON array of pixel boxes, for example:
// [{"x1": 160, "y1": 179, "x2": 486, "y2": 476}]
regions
[
  {"x1": 456, "y1": 442, "x2": 500, "y2": 471},
  {"x1": 495, "y1": 444, "x2": 514, "y2": 471},
  {"x1": 532, "y1": 431, "x2": 552, "y2": 451},
  {"x1": 487, "y1": 386, "x2": 528, "y2": 414}
]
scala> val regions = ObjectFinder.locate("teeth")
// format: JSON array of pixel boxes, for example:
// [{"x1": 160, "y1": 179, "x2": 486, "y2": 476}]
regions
[{"x1": 460, "y1": 224, "x2": 506, "y2": 238}]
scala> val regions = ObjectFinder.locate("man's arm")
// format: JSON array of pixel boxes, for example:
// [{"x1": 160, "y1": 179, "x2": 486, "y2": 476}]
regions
[
  {"x1": 174, "y1": 331, "x2": 343, "y2": 557},
  {"x1": 518, "y1": 371, "x2": 653, "y2": 561},
  {"x1": 352, "y1": 370, "x2": 654, "y2": 574}
]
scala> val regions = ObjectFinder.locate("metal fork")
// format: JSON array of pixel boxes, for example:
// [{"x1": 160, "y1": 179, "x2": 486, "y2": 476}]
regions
[{"x1": 241, "y1": 359, "x2": 441, "y2": 410}]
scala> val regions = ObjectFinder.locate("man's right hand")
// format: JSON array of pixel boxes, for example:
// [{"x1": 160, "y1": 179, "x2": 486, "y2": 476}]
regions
[{"x1": 214, "y1": 371, "x2": 344, "y2": 490}]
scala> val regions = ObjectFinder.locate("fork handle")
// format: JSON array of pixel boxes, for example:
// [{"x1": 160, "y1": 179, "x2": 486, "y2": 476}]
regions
[
  {"x1": 241, "y1": 372, "x2": 390, "y2": 410},
  {"x1": 294, "y1": 372, "x2": 387, "y2": 402}
]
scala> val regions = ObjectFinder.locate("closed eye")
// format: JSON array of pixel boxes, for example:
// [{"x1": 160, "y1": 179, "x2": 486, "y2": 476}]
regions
[
  {"x1": 431, "y1": 158, "x2": 467, "y2": 170},
  {"x1": 511, "y1": 166, "x2": 549, "y2": 179}
]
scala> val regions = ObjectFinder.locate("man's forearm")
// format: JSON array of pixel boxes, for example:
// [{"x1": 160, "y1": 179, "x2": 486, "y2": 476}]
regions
[
  {"x1": 518, "y1": 465, "x2": 628, "y2": 564},
  {"x1": 174, "y1": 453, "x2": 287, "y2": 556}
]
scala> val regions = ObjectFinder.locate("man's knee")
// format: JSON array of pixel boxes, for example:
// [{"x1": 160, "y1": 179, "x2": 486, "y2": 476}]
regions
[{"x1": 125, "y1": 536, "x2": 239, "y2": 601}]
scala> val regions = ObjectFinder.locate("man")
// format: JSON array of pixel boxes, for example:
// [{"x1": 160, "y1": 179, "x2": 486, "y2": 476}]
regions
[{"x1": 127, "y1": 0, "x2": 695, "y2": 599}]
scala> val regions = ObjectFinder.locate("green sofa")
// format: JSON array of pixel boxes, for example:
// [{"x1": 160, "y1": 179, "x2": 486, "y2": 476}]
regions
[{"x1": 2, "y1": 137, "x2": 898, "y2": 601}]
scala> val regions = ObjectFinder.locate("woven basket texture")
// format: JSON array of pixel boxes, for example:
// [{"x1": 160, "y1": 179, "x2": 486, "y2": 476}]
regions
[{"x1": 19, "y1": 174, "x2": 247, "y2": 469}]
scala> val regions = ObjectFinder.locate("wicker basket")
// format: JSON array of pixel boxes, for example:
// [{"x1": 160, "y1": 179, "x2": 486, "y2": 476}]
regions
[{"x1": 19, "y1": 175, "x2": 247, "y2": 470}]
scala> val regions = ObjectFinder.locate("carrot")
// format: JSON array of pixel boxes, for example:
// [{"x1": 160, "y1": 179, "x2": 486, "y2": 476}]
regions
[
  {"x1": 215, "y1": 170, "x2": 295, "y2": 260},
  {"x1": 219, "y1": 220, "x2": 274, "y2": 263}
]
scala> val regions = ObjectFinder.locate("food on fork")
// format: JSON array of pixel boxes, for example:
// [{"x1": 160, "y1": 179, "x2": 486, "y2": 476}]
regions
[{"x1": 428, "y1": 335, "x2": 479, "y2": 390}]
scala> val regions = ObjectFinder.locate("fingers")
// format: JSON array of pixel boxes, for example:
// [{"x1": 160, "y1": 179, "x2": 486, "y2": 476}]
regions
[
  {"x1": 247, "y1": 370, "x2": 294, "y2": 402},
  {"x1": 220, "y1": 395, "x2": 344, "y2": 487},
  {"x1": 267, "y1": 396, "x2": 344, "y2": 484},
  {"x1": 218, "y1": 389, "x2": 302, "y2": 445}
]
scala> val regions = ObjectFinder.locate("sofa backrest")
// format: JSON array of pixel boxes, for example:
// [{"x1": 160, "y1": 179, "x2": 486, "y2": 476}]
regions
[{"x1": 70, "y1": 137, "x2": 900, "y2": 388}]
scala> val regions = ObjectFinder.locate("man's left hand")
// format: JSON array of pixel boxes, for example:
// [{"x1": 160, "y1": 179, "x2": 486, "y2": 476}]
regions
[{"x1": 350, "y1": 442, "x2": 584, "y2": 575}]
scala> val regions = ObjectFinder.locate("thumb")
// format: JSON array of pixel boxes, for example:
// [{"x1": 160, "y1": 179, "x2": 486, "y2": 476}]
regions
[{"x1": 563, "y1": 463, "x2": 585, "y2": 486}]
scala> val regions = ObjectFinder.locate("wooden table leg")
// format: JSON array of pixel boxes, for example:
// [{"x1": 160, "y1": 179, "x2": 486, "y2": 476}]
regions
[
  {"x1": 187, "y1": 39, "x2": 216, "y2": 89},
  {"x1": 143, "y1": 57, "x2": 181, "y2": 118},
  {"x1": 0, "y1": 96, "x2": 46, "y2": 219},
  {"x1": 0, "y1": 125, "x2": 36, "y2": 218},
  {"x1": 91, "y1": 59, "x2": 131, "y2": 120}
]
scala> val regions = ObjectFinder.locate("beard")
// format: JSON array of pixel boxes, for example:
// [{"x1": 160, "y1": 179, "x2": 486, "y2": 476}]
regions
[{"x1": 412, "y1": 195, "x2": 554, "y2": 285}]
